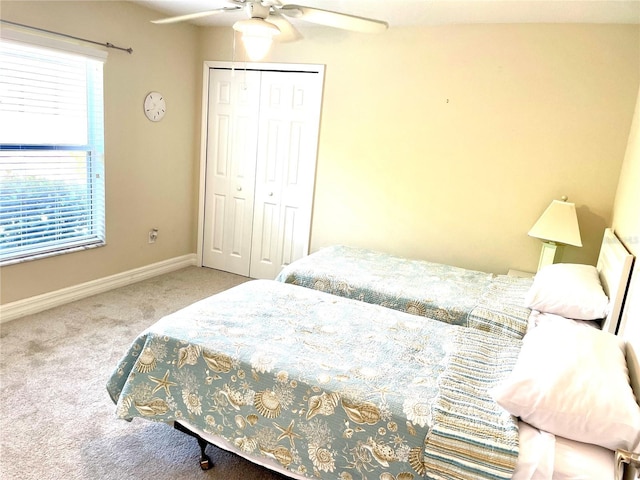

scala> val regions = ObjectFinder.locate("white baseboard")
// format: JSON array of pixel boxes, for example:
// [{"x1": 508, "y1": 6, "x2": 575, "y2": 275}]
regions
[{"x1": 0, "y1": 254, "x2": 198, "y2": 324}]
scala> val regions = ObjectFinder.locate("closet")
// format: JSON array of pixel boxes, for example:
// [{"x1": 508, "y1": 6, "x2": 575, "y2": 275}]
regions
[{"x1": 199, "y1": 62, "x2": 324, "y2": 279}]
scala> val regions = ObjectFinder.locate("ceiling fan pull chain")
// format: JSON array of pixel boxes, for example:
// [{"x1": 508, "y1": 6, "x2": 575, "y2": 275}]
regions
[{"x1": 231, "y1": 28, "x2": 236, "y2": 74}]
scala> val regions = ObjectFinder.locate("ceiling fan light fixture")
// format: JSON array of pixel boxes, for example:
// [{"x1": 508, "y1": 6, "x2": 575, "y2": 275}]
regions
[
  {"x1": 233, "y1": 18, "x2": 280, "y2": 61},
  {"x1": 240, "y1": 34, "x2": 274, "y2": 61},
  {"x1": 232, "y1": 18, "x2": 280, "y2": 35}
]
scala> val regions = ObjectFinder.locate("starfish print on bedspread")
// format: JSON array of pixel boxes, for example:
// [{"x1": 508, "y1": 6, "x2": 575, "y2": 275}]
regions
[
  {"x1": 149, "y1": 370, "x2": 177, "y2": 395},
  {"x1": 274, "y1": 419, "x2": 302, "y2": 448}
]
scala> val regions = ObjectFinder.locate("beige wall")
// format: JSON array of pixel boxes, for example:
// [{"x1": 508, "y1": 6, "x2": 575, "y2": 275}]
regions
[
  {"x1": 1, "y1": 1, "x2": 639, "y2": 305},
  {"x1": 612, "y1": 86, "x2": 640, "y2": 348},
  {"x1": 0, "y1": 1, "x2": 200, "y2": 303},
  {"x1": 200, "y1": 24, "x2": 639, "y2": 274}
]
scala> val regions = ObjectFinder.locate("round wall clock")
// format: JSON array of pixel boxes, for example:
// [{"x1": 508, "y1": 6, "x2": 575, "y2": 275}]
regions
[{"x1": 143, "y1": 91, "x2": 166, "y2": 122}]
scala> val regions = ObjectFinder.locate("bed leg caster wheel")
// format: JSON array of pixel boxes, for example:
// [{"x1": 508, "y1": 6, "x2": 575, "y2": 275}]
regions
[{"x1": 199, "y1": 456, "x2": 212, "y2": 470}]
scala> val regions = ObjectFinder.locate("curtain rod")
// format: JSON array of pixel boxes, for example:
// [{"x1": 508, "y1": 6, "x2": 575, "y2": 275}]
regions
[{"x1": 0, "y1": 19, "x2": 133, "y2": 54}]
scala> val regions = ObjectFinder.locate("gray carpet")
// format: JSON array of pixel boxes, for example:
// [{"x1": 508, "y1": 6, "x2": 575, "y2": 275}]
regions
[{"x1": 0, "y1": 267, "x2": 289, "y2": 480}]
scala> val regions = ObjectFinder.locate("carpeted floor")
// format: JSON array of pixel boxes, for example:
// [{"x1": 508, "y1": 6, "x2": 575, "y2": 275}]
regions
[{"x1": 0, "y1": 266, "x2": 289, "y2": 480}]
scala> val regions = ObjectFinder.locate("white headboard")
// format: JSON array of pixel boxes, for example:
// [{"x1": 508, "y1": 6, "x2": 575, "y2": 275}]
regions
[
  {"x1": 598, "y1": 228, "x2": 635, "y2": 334},
  {"x1": 614, "y1": 230, "x2": 639, "y2": 480}
]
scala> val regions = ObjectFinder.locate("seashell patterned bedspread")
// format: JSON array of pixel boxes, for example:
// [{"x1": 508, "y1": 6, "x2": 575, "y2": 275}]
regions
[
  {"x1": 276, "y1": 245, "x2": 533, "y2": 339},
  {"x1": 107, "y1": 280, "x2": 522, "y2": 480}
]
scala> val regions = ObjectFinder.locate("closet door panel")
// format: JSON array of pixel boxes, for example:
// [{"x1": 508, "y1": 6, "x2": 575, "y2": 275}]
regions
[
  {"x1": 202, "y1": 69, "x2": 261, "y2": 275},
  {"x1": 254, "y1": 200, "x2": 278, "y2": 266},
  {"x1": 251, "y1": 117, "x2": 283, "y2": 277},
  {"x1": 210, "y1": 194, "x2": 226, "y2": 253},
  {"x1": 280, "y1": 205, "x2": 298, "y2": 266},
  {"x1": 250, "y1": 71, "x2": 322, "y2": 279}
]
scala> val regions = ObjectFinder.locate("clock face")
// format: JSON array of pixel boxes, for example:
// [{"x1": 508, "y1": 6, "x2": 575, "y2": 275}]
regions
[{"x1": 144, "y1": 91, "x2": 166, "y2": 122}]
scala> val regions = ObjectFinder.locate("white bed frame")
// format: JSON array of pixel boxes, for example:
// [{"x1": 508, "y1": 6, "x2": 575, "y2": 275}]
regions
[
  {"x1": 620, "y1": 340, "x2": 640, "y2": 480},
  {"x1": 592, "y1": 229, "x2": 637, "y2": 479},
  {"x1": 598, "y1": 228, "x2": 635, "y2": 334}
]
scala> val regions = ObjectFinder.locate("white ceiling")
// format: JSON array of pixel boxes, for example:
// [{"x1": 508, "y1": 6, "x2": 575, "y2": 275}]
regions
[{"x1": 133, "y1": 0, "x2": 640, "y2": 28}]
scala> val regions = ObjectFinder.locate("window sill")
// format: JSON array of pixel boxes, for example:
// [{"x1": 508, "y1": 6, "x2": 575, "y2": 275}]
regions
[{"x1": 0, "y1": 241, "x2": 106, "y2": 267}]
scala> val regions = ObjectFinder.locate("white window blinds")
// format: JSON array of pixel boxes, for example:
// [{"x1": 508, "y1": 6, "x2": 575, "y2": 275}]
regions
[{"x1": 0, "y1": 38, "x2": 106, "y2": 264}]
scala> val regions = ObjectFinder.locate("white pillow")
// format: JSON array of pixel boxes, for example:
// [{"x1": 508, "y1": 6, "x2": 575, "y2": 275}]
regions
[
  {"x1": 528, "y1": 310, "x2": 601, "y2": 332},
  {"x1": 513, "y1": 422, "x2": 615, "y2": 480},
  {"x1": 553, "y1": 434, "x2": 615, "y2": 480},
  {"x1": 491, "y1": 322, "x2": 640, "y2": 451},
  {"x1": 512, "y1": 421, "x2": 554, "y2": 479},
  {"x1": 524, "y1": 263, "x2": 609, "y2": 320}
]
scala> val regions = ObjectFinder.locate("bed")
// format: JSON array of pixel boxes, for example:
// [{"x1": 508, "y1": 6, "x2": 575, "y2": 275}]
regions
[
  {"x1": 107, "y1": 281, "x2": 640, "y2": 479},
  {"x1": 275, "y1": 228, "x2": 633, "y2": 335},
  {"x1": 275, "y1": 245, "x2": 532, "y2": 339},
  {"x1": 107, "y1": 280, "x2": 524, "y2": 480},
  {"x1": 107, "y1": 229, "x2": 639, "y2": 480}
]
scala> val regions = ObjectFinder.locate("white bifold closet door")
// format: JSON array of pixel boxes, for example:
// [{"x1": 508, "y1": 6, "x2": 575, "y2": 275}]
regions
[{"x1": 202, "y1": 65, "x2": 323, "y2": 279}]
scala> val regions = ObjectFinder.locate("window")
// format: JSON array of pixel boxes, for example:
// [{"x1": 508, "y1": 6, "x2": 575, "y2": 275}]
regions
[{"x1": 0, "y1": 37, "x2": 106, "y2": 265}]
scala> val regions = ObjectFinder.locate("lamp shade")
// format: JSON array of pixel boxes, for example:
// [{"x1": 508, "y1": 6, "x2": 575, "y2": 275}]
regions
[
  {"x1": 528, "y1": 199, "x2": 582, "y2": 247},
  {"x1": 233, "y1": 18, "x2": 280, "y2": 61}
]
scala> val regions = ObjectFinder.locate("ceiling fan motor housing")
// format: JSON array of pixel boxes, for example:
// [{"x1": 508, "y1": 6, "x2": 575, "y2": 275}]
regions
[{"x1": 245, "y1": 2, "x2": 270, "y2": 19}]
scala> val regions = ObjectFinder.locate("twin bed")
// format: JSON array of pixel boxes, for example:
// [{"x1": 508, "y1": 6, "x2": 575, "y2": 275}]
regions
[
  {"x1": 107, "y1": 228, "x2": 640, "y2": 480},
  {"x1": 276, "y1": 245, "x2": 533, "y2": 339},
  {"x1": 275, "y1": 229, "x2": 632, "y2": 336}
]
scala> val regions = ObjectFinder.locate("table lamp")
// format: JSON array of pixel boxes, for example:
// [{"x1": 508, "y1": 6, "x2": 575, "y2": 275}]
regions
[{"x1": 528, "y1": 196, "x2": 582, "y2": 271}]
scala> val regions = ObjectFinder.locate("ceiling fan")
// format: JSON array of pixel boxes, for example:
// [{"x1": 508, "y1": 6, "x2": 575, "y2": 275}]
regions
[{"x1": 151, "y1": 1, "x2": 389, "y2": 46}]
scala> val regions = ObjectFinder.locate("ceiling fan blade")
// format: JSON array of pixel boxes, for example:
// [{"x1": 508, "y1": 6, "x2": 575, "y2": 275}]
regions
[
  {"x1": 151, "y1": 6, "x2": 241, "y2": 24},
  {"x1": 279, "y1": 4, "x2": 388, "y2": 33},
  {"x1": 267, "y1": 13, "x2": 303, "y2": 42}
]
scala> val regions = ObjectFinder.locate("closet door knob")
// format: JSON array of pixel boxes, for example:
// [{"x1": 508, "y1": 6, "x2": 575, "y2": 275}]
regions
[
  {"x1": 237, "y1": 186, "x2": 242, "y2": 191},
  {"x1": 268, "y1": 192, "x2": 273, "y2": 196}
]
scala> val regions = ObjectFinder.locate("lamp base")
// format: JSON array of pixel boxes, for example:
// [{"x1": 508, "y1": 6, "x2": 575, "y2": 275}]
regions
[{"x1": 537, "y1": 241, "x2": 563, "y2": 272}]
